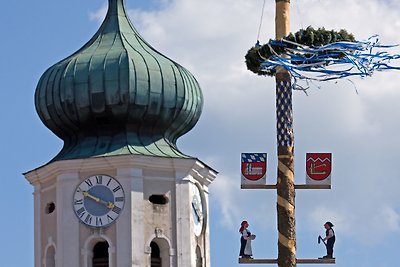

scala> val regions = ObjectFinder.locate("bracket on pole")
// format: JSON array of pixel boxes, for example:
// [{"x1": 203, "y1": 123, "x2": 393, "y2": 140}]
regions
[
  {"x1": 238, "y1": 258, "x2": 336, "y2": 264},
  {"x1": 241, "y1": 184, "x2": 331, "y2": 190}
]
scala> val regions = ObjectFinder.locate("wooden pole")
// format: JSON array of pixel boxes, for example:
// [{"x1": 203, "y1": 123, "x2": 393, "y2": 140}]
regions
[{"x1": 275, "y1": 1, "x2": 296, "y2": 267}]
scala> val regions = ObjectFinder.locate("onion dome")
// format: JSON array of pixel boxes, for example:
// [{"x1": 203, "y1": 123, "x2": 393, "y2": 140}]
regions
[{"x1": 35, "y1": 0, "x2": 203, "y2": 161}]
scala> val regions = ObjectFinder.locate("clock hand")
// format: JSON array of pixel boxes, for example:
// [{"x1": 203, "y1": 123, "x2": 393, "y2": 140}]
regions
[
  {"x1": 192, "y1": 202, "x2": 202, "y2": 222},
  {"x1": 82, "y1": 191, "x2": 115, "y2": 209},
  {"x1": 195, "y1": 206, "x2": 203, "y2": 220},
  {"x1": 96, "y1": 197, "x2": 115, "y2": 209},
  {"x1": 105, "y1": 201, "x2": 115, "y2": 209},
  {"x1": 82, "y1": 190, "x2": 100, "y2": 202},
  {"x1": 192, "y1": 204, "x2": 200, "y2": 222}
]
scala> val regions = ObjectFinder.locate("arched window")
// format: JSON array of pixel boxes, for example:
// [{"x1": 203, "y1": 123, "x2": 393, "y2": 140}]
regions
[
  {"x1": 45, "y1": 245, "x2": 56, "y2": 267},
  {"x1": 92, "y1": 241, "x2": 109, "y2": 267},
  {"x1": 196, "y1": 246, "x2": 203, "y2": 267},
  {"x1": 150, "y1": 241, "x2": 162, "y2": 267}
]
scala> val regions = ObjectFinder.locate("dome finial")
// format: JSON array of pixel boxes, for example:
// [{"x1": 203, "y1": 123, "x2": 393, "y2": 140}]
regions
[{"x1": 107, "y1": 0, "x2": 124, "y2": 15}]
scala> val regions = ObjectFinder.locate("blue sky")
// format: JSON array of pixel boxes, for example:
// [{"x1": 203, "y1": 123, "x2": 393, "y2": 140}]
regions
[{"x1": 2, "y1": 0, "x2": 400, "y2": 266}]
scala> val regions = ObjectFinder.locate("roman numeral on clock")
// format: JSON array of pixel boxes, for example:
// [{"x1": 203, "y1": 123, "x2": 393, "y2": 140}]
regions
[
  {"x1": 77, "y1": 207, "x2": 85, "y2": 218},
  {"x1": 107, "y1": 215, "x2": 114, "y2": 223},
  {"x1": 84, "y1": 179, "x2": 93, "y2": 187},
  {"x1": 74, "y1": 199, "x2": 83, "y2": 205},
  {"x1": 84, "y1": 214, "x2": 92, "y2": 224},
  {"x1": 112, "y1": 206, "x2": 122, "y2": 214},
  {"x1": 95, "y1": 175, "x2": 103, "y2": 184},
  {"x1": 96, "y1": 217, "x2": 103, "y2": 226},
  {"x1": 115, "y1": 197, "x2": 124, "y2": 202},
  {"x1": 113, "y1": 185, "x2": 121, "y2": 192}
]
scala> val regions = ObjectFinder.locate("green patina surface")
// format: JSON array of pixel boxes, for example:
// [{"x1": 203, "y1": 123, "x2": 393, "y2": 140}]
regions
[{"x1": 35, "y1": 0, "x2": 203, "y2": 161}]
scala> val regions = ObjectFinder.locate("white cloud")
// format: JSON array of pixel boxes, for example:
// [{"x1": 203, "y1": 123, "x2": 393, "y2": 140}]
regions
[
  {"x1": 131, "y1": 0, "x2": 400, "y2": 245},
  {"x1": 89, "y1": 0, "x2": 400, "y2": 248},
  {"x1": 307, "y1": 202, "x2": 400, "y2": 245},
  {"x1": 89, "y1": 4, "x2": 107, "y2": 22}
]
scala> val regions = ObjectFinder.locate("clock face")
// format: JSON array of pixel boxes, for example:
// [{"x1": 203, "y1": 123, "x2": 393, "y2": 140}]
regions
[
  {"x1": 191, "y1": 183, "x2": 204, "y2": 236},
  {"x1": 73, "y1": 175, "x2": 125, "y2": 228}
]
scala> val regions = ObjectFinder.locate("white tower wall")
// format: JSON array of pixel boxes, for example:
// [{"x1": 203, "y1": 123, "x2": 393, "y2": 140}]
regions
[{"x1": 25, "y1": 155, "x2": 216, "y2": 267}]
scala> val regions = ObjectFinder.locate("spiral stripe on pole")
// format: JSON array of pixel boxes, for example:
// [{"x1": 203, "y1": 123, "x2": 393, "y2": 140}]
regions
[{"x1": 276, "y1": 71, "x2": 296, "y2": 266}]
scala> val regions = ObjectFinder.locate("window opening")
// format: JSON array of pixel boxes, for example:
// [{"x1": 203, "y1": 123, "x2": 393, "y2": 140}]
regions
[
  {"x1": 150, "y1": 241, "x2": 162, "y2": 267},
  {"x1": 196, "y1": 246, "x2": 203, "y2": 267},
  {"x1": 92, "y1": 241, "x2": 109, "y2": 267},
  {"x1": 45, "y1": 202, "x2": 56, "y2": 214},
  {"x1": 149, "y1": 195, "x2": 168, "y2": 205},
  {"x1": 45, "y1": 245, "x2": 55, "y2": 267}
]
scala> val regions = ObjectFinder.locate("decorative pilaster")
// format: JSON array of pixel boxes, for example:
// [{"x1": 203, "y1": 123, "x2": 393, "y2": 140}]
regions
[{"x1": 56, "y1": 172, "x2": 80, "y2": 267}]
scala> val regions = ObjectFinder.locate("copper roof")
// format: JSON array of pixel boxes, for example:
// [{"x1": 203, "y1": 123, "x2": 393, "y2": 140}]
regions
[{"x1": 35, "y1": 0, "x2": 203, "y2": 161}]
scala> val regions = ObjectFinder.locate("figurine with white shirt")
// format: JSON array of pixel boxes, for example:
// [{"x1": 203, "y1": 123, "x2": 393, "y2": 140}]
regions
[{"x1": 318, "y1": 221, "x2": 335, "y2": 259}]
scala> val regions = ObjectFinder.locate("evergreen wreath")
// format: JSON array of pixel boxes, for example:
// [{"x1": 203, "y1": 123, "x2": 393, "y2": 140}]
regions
[{"x1": 246, "y1": 26, "x2": 356, "y2": 76}]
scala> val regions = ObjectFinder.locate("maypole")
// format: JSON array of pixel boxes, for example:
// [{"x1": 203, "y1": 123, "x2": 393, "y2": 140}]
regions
[
  {"x1": 275, "y1": 1, "x2": 296, "y2": 266},
  {"x1": 241, "y1": 1, "x2": 400, "y2": 266}
]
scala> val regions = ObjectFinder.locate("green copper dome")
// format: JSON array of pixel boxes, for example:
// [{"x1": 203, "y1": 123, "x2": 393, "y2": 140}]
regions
[{"x1": 35, "y1": 0, "x2": 203, "y2": 161}]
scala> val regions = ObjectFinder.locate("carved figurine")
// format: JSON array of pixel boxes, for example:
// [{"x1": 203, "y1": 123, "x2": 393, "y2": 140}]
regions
[{"x1": 239, "y1": 220, "x2": 256, "y2": 259}]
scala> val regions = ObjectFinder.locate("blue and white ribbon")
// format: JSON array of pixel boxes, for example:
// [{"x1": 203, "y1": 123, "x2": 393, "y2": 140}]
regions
[{"x1": 258, "y1": 36, "x2": 400, "y2": 88}]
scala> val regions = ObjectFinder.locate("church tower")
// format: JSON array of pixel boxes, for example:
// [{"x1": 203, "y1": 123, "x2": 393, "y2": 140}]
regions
[{"x1": 24, "y1": 1, "x2": 217, "y2": 266}]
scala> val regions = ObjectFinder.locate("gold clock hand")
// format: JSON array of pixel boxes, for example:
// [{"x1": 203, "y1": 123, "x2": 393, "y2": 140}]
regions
[
  {"x1": 82, "y1": 191, "x2": 100, "y2": 202},
  {"x1": 98, "y1": 198, "x2": 115, "y2": 209},
  {"x1": 106, "y1": 202, "x2": 115, "y2": 209},
  {"x1": 82, "y1": 191, "x2": 115, "y2": 209}
]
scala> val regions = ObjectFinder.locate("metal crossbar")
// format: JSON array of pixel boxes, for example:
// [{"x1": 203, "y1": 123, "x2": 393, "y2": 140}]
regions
[
  {"x1": 238, "y1": 258, "x2": 336, "y2": 264},
  {"x1": 241, "y1": 184, "x2": 331, "y2": 190}
]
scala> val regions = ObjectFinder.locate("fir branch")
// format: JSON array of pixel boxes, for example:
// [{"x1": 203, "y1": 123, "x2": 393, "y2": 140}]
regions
[{"x1": 245, "y1": 26, "x2": 356, "y2": 76}]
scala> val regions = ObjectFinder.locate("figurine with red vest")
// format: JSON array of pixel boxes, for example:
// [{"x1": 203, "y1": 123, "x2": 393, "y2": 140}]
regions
[{"x1": 239, "y1": 220, "x2": 256, "y2": 259}]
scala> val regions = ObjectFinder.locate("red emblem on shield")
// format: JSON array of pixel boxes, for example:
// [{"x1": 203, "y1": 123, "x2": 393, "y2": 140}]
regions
[
  {"x1": 241, "y1": 153, "x2": 267, "y2": 181},
  {"x1": 306, "y1": 153, "x2": 331, "y2": 181}
]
